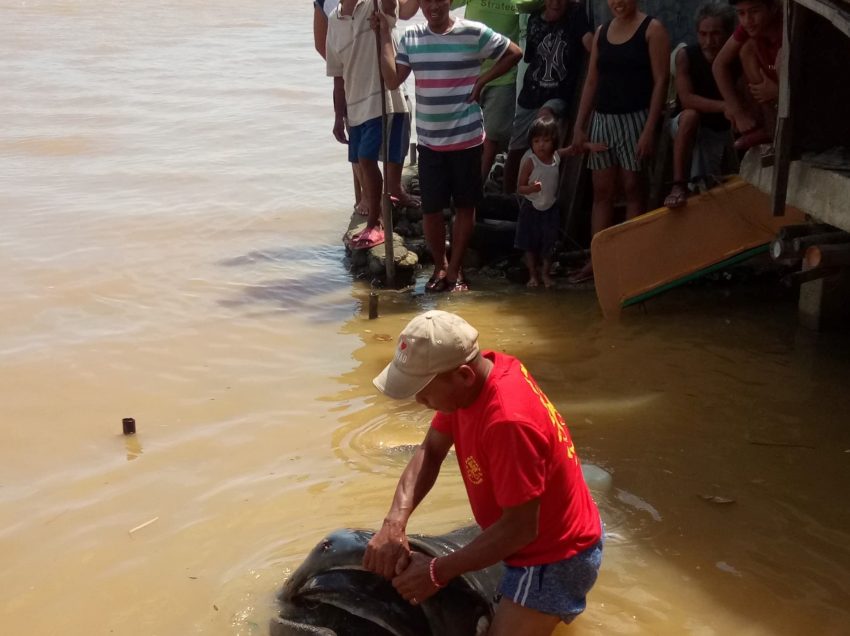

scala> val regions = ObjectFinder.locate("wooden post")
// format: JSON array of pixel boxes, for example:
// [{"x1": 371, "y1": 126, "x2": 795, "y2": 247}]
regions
[
  {"x1": 374, "y1": 0, "x2": 395, "y2": 287},
  {"x1": 771, "y1": 0, "x2": 805, "y2": 216}
]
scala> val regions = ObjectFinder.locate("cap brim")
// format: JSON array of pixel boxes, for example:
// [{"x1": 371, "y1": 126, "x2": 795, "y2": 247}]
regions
[{"x1": 373, "y1": 361, "x2": 436, "y2": 400}]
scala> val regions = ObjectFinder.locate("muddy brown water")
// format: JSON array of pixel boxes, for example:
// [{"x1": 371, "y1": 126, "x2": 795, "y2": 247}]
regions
[{"x1": 1, "y1": 2, "x2": 849, "y2": 635}]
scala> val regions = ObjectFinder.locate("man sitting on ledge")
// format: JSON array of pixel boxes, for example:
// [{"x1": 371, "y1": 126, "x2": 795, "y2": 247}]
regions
[
  {"x1": 712, "y1": 0, "x2": 782, "y2": 152},
  {"x1": 665, "y1": 1, "x2": 737, "y2": 209}
]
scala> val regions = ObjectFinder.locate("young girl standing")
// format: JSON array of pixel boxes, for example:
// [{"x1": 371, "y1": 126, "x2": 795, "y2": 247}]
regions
[
  {"x1": 516, "y1": 117, "x2": 605, "y2": 288},
  {"x1": 570, "y1": 0, "x2": 670, "y2": 283}
]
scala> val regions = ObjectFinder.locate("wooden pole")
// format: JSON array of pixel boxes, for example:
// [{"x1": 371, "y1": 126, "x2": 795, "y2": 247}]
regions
[{"x1": 374, "y1": 0, "x2": 395, "y2": 287}]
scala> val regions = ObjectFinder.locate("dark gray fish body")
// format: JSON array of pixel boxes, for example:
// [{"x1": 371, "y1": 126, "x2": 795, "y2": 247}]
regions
[{"x1": 272, "y1": 527, "x2": 502, "y2": 636}]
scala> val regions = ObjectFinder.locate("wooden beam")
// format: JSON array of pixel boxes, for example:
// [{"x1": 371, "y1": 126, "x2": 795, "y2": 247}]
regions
[{"x1": 771, "y1": 0, "x2": 799, "y2": 216}]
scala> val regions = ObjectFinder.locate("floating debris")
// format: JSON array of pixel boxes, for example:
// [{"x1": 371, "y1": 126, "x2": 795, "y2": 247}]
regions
[
  {"x1": 699, "y1": 495, "x2": 736, "y2": 505},
  {"x1": 128, "y1": 516, "x2": 159, "y2": 534}
]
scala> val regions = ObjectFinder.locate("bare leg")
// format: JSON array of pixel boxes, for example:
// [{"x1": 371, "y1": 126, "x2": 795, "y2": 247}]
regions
[
  {"x1": 570, "y1": 167, "x2": 617, "y2": 282},
  {"x1": 541, "y1": 257, "x2": 554, "y2": 288},
  {"x1": 386, "y1": 161, "x2": 420, "y2": 207},
  {"x1": 358, "y1": 158, "x2": 383, "y2": 230},
  {"x1": 591, "y1": 167, "x2": 618, "y2": 236},
  {"x1": 487, "y1": 597, "x2": 560, "y2": 636},
  {"x1": 524, "y1": 251, "x2": 540, "y2": 287},
  {"x1": 673, "y1": 110, "x2": 699, "y2": 183},
  {"x1": 423, "y1": 212, "x2": 448, "y2": 281},
  {"x1": 622, "y1": 168, "x2": 645, "y2": 220},
  {"x1": 736, "y1": 40, "x2": 771, "y2": 135},
  {"x1": 352, "y1": 163, "x2": 368, "y2": 216},
  {"x1": 447, "y1": 207, "x2": 475, "y2": 283}
]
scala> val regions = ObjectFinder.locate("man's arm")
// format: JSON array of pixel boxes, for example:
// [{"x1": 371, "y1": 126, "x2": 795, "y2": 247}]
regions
[
  {"x1": 332, "y1": 77, "x2": 348, "y2": 144},
  {"x1": 468, "y1": 41, "x2": 523, "y2": 103},
  {"x1": 391, "y1": 498, "x2": 541, "y2": 604},
  {"x1": 712, "y1": 35, "x2": 754, "y2": 132},
  {"x1": 363, "y1": 427, "x2": 453, "y2": 579},
  {"x1": 571, "y1": 27, "x2": 601, "y2": 148},
  {"x1": 398, "y1": 0, "x2": 420, "y2": 20},
  {"x1": 675, "y1": 48, "x2": 724, "y2": 114},
  {"x1": 636, "y1": 18, "x2": 671, "y2": 159},
  {"x1": 313, "y1": 5, "x2": 328, "y2": 59},
  {"x1": 375, "y1": 10, "x2": 412, "y2": 90}
]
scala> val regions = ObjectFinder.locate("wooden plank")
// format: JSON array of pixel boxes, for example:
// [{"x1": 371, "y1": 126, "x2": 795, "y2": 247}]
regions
[
  {"x1": 592, "y1": 177, "x2": 807, "y2": 318},
  {"x1": 791, "y1": 0, "x2": 850, "y2": 37}
]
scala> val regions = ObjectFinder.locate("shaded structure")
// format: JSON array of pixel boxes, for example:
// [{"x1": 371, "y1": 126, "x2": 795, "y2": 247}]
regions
[{"x1": 740, "y1": 0, "x2": 850, "y2": 329}]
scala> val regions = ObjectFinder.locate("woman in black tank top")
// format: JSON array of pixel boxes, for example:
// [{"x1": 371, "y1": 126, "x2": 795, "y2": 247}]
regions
[{"x1": 566, "y1": 0, "x2": 670, "y2": 284}]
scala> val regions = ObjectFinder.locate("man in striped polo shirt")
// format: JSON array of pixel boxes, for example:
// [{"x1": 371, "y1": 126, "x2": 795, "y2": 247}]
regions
[{"x1": 377, "y1": 0, "x2": 521, "y2": 292}]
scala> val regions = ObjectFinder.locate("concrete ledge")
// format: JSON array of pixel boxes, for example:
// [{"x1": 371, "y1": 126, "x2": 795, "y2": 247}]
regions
[{"x1": 740, "y1": 149, "x2": 850, "y2": 232}]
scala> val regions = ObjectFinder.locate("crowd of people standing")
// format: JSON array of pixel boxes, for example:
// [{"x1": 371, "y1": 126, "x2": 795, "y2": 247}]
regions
[{"x1": 314, "y1": 0, "x2": 783, "y2": 288}]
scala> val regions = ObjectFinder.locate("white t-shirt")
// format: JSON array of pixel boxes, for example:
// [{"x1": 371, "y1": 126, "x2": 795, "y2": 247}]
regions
[
  {"x1": 325, "y1": 0, "x2": 408, "y2": 127},
  {"x1": 522, "y1": 149, "x2": 560, "y2": 211}
]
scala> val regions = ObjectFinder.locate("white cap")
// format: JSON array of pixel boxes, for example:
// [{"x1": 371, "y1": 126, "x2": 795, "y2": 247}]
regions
[{"x1": 373, "y1": 310, "x2": 480, "y2": 399}]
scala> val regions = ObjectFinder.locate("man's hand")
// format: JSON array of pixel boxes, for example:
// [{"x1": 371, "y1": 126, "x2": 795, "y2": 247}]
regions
[
  {"x1": 371, "y1": 7, "x2": 392, "y2": 37},
  {"x1": 466, "y1": 78, "x2": 484, "y2": 104},
  {"x1": 636, "y1": 129, "x2": 655, "y2": 160},
  {"x1": 333, "y1": 115, "x2": 348, "y2": 145},
  {"x1": 570, "y1": 127, "x2": 588, "y2": 152},
  {"x1": 724, "y1": 104, "x2": 756, "y2": 134},
  {"x1": 530, "y1": 180, "x2": 542, "y2": 193},
  {"x1": 363, "y1": 519, "x2": 411, "y2": 580},
  {"x1": 392, "y1": 551, "x2": 439, "y2": 605},
  {"x1": 749, "y1": 70, "x2": 778, "y2": 104}
]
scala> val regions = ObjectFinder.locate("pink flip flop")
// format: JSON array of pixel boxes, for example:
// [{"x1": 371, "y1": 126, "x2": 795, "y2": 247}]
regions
[{"x1": 350, "y1": 226, "x2": 385, "y2": 250}]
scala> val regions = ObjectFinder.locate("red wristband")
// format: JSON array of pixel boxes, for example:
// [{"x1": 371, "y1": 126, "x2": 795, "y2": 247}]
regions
[{"x1": 429, "y1": 557, "x2": 446, "y2": 589}]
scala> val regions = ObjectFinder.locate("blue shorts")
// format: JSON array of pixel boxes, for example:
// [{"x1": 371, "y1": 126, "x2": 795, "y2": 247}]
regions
[
  {"x1": 498, "y1": 541, "x2": 603, "y2": 623},
  {"x1": 348, "y1": 113, "x2": 410, "y2": 165}
]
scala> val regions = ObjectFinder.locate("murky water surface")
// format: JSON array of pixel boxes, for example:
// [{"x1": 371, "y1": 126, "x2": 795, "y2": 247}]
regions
[{"x1": 1, "y1": 2, "x2": 849, "y2": 635}]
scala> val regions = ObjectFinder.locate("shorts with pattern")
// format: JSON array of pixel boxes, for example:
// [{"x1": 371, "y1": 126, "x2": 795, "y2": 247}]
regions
[
  {"x1": 587, "y1": 109, "x2": 648, "y2": 172},
  {"x1": 498, "y1": 540, "x2": 603, "y2": 624},
  {"x1": 670, "y1": 113, "x2": 730, "y2": 184}
]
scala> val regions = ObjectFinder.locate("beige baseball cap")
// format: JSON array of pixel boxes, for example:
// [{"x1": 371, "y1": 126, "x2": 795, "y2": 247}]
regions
[{"x1": 373, "y1": 310, "x2": 480, "y2": 399}]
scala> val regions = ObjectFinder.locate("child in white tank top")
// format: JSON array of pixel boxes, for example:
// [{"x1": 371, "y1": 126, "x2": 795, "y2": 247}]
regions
[{"x1": 516, "y1": 117, "x2": 605, "y2": 287}]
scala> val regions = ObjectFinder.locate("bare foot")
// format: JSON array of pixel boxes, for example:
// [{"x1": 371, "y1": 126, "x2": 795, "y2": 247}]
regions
[
  {"x1": 567, "y1": 262, "x2": 593, "y2": 284},
  {"x1": 526, "y1": 277, "x2": 540, "y2": 288},
  {"x1": 390, "y1": 191, "x2": 421, "y2": 208},
  {"x1": 542, "y1": 273, "x2": 555, "y2": 288},
  {"x1": 354, "y1": 201, "x2": 369, "y2": 217}
]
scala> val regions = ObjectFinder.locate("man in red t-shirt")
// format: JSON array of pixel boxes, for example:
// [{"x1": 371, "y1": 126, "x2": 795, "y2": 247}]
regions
[
  {"x1": 712, "y1": 0, "x2": 782, "y2": 150},
  {"x1": 363, "y1": 310, "x2": 603, "y2": 636}
]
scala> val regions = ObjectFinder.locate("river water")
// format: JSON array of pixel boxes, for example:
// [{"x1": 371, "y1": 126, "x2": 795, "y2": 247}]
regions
[{"x1": 2, "y1": 2, "x2": 849, "y2": 635}]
